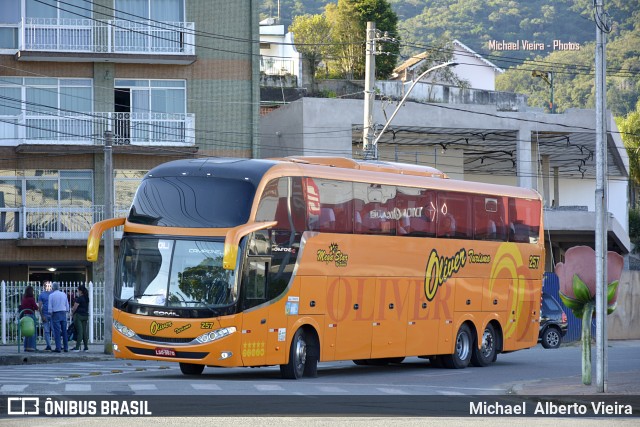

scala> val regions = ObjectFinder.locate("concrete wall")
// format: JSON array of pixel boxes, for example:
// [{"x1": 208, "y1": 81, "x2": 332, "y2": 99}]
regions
[{"x1": 608, "y1": 271, "x2": 640, "y2": 340}]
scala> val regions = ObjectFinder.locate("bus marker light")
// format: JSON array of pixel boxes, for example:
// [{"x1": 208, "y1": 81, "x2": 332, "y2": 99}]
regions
[{"x1": 219, "y1": 352, "x2": 232, "y2": 360}]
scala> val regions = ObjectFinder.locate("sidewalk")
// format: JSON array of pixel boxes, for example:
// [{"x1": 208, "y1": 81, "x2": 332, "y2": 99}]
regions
[
  {"x1": 513, "y1": 370, "x2": 640, "y2": 395},
  {"x1": 0, "y1": 343, "x2": 114, "y2": 365}
]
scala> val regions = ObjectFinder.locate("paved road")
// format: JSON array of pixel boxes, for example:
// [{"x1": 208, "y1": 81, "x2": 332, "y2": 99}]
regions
[{"x1": 1, "y1": 340, "x2": 639, "y2": 396}]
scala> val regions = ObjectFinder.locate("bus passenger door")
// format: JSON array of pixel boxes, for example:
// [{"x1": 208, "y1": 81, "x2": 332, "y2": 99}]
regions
[
  {"x1": 240, "y1": 257, "x2": 270, "y2": 366},
  {"x1": 333, "y1": 277, "x2": 375, "y2": 361},
  {"x1": 371, "y1": 278, "x2": 409, "y2": 358}
]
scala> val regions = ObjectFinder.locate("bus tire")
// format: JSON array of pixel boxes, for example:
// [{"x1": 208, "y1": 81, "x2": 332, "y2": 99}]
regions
[
  {"x1": 280, "y1": 328, "x2": 308, "y2": 379},
  {"x1": 442, "y1": 324, "x2": 472, "y2": 369},
  {"x1": 429, "y1": 356, "x2": 444, "y2": 368},
  {"x1": 179, "y1": 363, "x2": 204, "y2": 375},
  {"x1": 470, "y1": 323, "x2": 497, "y2": 367}
]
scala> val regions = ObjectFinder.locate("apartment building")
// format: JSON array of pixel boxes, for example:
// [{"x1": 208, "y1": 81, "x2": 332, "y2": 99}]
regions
[{"x1": 0, "y1": 0, "x2": 260, "y2": 282}]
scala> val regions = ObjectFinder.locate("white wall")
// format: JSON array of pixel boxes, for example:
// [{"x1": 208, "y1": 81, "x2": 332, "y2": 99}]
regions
[{"x1": 452, "y1": 45, "x2": 499, "y2": 91}]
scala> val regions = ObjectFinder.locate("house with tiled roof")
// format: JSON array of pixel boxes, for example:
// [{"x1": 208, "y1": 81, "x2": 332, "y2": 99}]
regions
[{"x1": 392, "y1": 40, "x2": 504, "y2": 91}]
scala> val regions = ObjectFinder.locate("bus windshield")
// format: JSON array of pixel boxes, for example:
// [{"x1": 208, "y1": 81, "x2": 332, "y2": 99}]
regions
[{"x1": 117, "y1": 237, "x2": 237, "y2": 309}]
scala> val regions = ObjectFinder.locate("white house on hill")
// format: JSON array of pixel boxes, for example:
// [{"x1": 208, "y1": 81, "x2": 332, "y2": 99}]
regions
[{"x1": 392, "y1": 40, "x2": 504, "y2": 91}]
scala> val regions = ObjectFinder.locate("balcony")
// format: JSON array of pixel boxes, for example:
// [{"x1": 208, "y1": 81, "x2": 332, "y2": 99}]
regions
[
  {"x1": 0, "y1": 205, "x2": 128, "y2": 243},
  {"x1": 260, "y1": 56, "x2": 295, "y2": 76},
  {"x1": 1, "y1": 112, "x2": 195, "y2": 146},
  {"x1": 17, "y1": 18, "x2": 196, "y2": 64}
]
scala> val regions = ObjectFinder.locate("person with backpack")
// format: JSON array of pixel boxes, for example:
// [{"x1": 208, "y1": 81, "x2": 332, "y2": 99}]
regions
[{"x1": 20, "y1": 285, "x2": 39, "y2": 352}]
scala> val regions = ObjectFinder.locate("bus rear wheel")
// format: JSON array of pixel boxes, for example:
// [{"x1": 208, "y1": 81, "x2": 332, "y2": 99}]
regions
[
  {"x1": 442, "y1": 324, "x2": 472, "y2": 369},
  {"x1": 280, "y1": 328, "x2": 317, "y2": 379},
  {"x1": 179, "y1": 362, "x2": 204, "y2": 375},
  {"x1": 470, "y1": 323, "x2": 497, "y2": 367}
]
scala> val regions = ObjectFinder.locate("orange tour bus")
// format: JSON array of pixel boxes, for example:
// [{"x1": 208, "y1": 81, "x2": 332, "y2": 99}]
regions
[{"x1": 87, "y1": 156, "x2": 544, "y2": 379}]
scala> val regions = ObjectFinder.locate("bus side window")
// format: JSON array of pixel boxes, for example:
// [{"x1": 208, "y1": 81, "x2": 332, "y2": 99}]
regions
[
  {"x1": 437, "y1": 192, "x2": 471, "y2": 239},
  {"x1": 508, "y1": 197, "x2": 541, "y2": 244}
]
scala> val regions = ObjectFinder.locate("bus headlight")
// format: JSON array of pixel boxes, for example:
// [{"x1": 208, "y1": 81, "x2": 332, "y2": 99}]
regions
[
  {"x1": 195, "y1": 327, "x2": 237, "y2": 344},
  {"x1": 114, "y1": 320, "x2": 135, "y2": 338}
]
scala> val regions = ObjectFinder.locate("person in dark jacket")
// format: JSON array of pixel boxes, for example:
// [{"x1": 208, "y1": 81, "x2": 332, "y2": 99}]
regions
[
  {"x1": 20, "y1": 286, "x2": 39, "y2": 352},
  {"x1": 71, "y1": 285, "x2": 89, "y2": 352}
]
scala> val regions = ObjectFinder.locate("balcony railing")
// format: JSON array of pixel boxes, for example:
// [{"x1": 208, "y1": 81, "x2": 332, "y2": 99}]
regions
[
  {"x1": 21, "y1": 18, "x2": 195, "y2": 55},
  {"x1": 1, "y1": 112, "x2": 195, "y2": 145},
  {"x1": 260, "y1": 57, "x2": 295, "y2": 76},
  {"x1": 0, "y1": 206, "x2": 129, "y2": 241}
]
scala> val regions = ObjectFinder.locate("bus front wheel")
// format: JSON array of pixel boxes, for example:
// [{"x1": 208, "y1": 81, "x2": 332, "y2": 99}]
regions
[
  {"x1": 470, "y1": 323, "x2": 497, "y2": 367},
  {"x1": 179, "y1": 362, "x2": 204, "y2": 375},
  {"x1": 280, "y1": 328, "x2": 317, "y2": 379},
  {"x1": 442, "y1": 324, "x2": 472, "y2": 369}
]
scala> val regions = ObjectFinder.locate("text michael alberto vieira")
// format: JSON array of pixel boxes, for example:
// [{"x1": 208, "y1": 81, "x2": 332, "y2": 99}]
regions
[{"x1": 470, "y1": 400, "x2": 633, "y2": 415}]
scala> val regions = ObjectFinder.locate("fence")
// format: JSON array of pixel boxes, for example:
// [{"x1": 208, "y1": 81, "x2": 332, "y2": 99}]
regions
[
  {"x1": 542, "y1": 272, "x2": 595, "y2": 343},
  {"x1": 1, "y1": 281, "x2": 105, "y2": 345}
]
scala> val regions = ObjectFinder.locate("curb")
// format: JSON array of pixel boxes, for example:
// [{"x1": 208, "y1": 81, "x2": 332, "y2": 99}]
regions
[{"x1": 0, "y1": 353, "x2": 114, "y2": 366}]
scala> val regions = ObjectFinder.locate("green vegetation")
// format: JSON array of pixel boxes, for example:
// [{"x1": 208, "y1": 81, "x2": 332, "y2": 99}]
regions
[{"x1": 286, "y1": 0, "x2": 399, "y2": 80}]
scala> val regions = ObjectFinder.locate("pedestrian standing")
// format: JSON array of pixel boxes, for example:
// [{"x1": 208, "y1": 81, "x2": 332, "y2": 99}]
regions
[
  {"x1": 71, "y1": 285, "x2": 89, "y2": 352},
  {"x1": 20, "y1": 286, "x2": 39, "y2": 352},
  {"x1": 48, "y1": 282, "x2": 69, "y2": 353},
  {"x1": 37, "y1": 281, "x2": 53, "y2": 351}
]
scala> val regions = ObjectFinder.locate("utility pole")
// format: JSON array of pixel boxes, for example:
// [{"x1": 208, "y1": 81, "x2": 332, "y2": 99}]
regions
[
  {"x1": 362, "y1": 22, "x2": 376, "y2": 160},
  {"x1": 103, "y1": 130, "x2": 114, "y2": 355},
  {"x1": 594, "y1": 0, "x2": 608, "y2": 393}
]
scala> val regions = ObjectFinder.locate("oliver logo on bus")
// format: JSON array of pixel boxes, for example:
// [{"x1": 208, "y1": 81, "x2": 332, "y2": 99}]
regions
[{"x1": 424, "y1": 248, "x2": 467, "y2": 301}]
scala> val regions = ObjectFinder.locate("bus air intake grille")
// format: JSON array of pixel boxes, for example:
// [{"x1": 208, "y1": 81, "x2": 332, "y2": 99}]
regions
[{"x1": 137, "y1": 334, "x2": 195, "y2": 344}]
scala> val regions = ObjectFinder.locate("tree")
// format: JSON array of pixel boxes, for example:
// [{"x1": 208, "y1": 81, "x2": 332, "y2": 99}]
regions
[
  {"x1": 325, "y1": 0, "x2": 400, "y2": 80},
  {"x1": 616, "y1": 100, "x2": 640, "y2": 207},
  {"x1": 289, "y1": 14, "x2": 332, "y2": 87}
]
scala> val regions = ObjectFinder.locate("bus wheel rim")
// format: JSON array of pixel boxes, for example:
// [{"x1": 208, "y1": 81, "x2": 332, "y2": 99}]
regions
[
  {"x1": 295, "y1": 336, "x2": 307, "y2": 368},
  {"x1": 481, "y1": 329, "x2": 494, "y2": 358},
  {"x1": 456, "y1": 330, "x2": 470, "y2": 360}
]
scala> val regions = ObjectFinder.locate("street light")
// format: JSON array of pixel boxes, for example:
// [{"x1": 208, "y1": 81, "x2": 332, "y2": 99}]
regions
[
  {"x1": 370, "y1": 61, "x2": 458, "y2": 159},
  {"x1": 532, "y1": 70, "x2": 555, "y2": 113}
]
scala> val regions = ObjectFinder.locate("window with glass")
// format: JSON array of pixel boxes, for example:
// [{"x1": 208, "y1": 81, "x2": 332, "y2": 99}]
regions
[
  {"x1": 24, "y1": 169, "x2": 92, "y2": 208},
  {"x1": 0, "y1": 0, "x2": 20, "y2": 50},
  {"x1": 114, "y1": 0, "x2": 186, "y2": 52},
  {"x1": 0, "y1": 78, "x2": 93, "y2": 142},
  {"x1": 25, "y1": 0, "x2": 92, "y2": 50},
  {"x1": 114, "y1": 79, "x2": 186, "y2": 143},
  {"x1": 117, "y1": 237, "x2": 237, "y2": 309},
  {"x1": 508, "y1": 197, "x2": 541, "y2": 244},
  {"x1": 115, "y1": 170, "x2": 146, "y2": 214}
]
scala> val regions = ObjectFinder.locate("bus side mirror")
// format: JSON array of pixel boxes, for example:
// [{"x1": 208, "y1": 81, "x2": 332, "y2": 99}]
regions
[
  {"x1": 223, "y1": 221, "x2": 277, "y2": 270},
  {"x1": 86, "y1": 217, "x2": 126, "y2": 262}
]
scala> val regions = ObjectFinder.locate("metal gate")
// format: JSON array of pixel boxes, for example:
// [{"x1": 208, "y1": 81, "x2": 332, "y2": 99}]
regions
[{"x1": 1, "y1": 280, "x2": 105, "y2": 345}]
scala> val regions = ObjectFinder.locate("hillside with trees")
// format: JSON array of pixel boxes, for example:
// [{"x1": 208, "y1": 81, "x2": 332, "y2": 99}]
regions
[{"x1": 260, "y1": 0, "x2": 639, "y2": 116}]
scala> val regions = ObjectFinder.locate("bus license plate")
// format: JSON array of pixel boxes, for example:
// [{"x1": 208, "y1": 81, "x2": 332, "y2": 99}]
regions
[{"x1": 155, "y1": 347, "x2": 176, "y2": 357}]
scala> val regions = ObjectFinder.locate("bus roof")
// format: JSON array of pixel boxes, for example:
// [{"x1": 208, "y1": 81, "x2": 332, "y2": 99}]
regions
[
  {"x1": 145, "y1": 157, "x2": 541, "y2": 202},
  {"x1": 281, "y1": 156, "x2": 449, "y2": 179}
]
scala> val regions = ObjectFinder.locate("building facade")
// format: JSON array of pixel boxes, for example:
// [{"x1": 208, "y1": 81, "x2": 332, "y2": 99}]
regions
[
  {"x1": 260, "y1": 93, "x2": 631, "y2": 268},
  {"x1": 0, "y1": 0, "x2": 260, "y2": 282}
]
